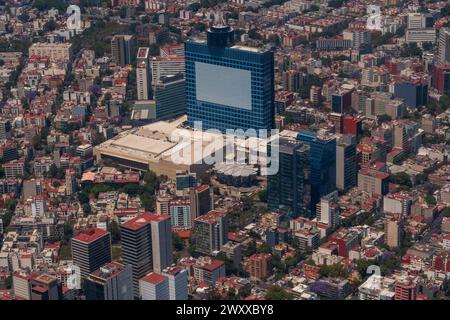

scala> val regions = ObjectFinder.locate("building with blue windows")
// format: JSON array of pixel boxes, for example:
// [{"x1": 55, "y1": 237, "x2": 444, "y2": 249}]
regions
[
  {"x1": 393, "y1": 79, "x2": 428, "y2": 108},
  {"x1": 298, "y1": 131, "x2": 336, "y2": 214},
  {"x1": 185, "y1": 22, "x2": 274, "y2": 132},
  {"x1": 267, "y1": 138, "x2": 311, "y2": 218}
]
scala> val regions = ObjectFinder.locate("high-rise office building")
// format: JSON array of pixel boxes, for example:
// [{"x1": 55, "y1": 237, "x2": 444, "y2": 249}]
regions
[
  {"x1": 393, "y1": 78, "x2": 428, "y2": 108},
  {"x1": 71, "y1": 228, "x2": 112, "y2": 277},
  {"x1": 336, "y1": 134, "x2": 357, "y2": 192},
  {"x1": 84, "y1": 262, "x2": 133, "y2": 300},
  {"x1": 151, "y1": 56, "x2": 185, "y2": 85},
  {"x1": 432, "y1": 64, "x2": 450, "y2": 95},
  {"x1": 267, "y1": 137, "x2": 311, "y2": 217},
  {"x1": 357, "y1": 169, "x2": 390, "y2": 195},
  {"x1": 111, "y1": 35, "x2": 135, "y2": 66},
  {"x1": 120, "y1": 213, "x2": 173, "y2": 298},
  {"x1": 331, "y1": 90, "x2": 352, "y2": 114},
  {"x1": 194, "y1": 210, "x2": 228, "y2": 255},
  {"x1": 282, "y1": 70, "x2": 304, "y2": 92},
  {"x1": 298, "y1": 131, "x2": 336, "y2": 214},
  {"x1": 162, "y1": 266, "x2": 188, "y2": 300},
  {"x1": 185, "y1": 19, "x2": 274, "y2": 132},
  {"x1": 139, "y1": 272, "x2": 170, "y2": 300},
  {"x1": 153, "y1": 73, "x2": 186, "y2": 120},
  {"x1": 437, "y1": 27, "x2": 450, "y2": 65},
  {"x1": 176, "y1": 170, "x2": 197, "y2": 190},
  {"x1": 136, "y1": 47, "x2": 152, "y2": 101}
]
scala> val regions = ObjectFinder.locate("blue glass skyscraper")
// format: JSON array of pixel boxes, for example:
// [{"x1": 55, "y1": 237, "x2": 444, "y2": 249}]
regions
[
  {"x1": 298, "y1": 131, "x2": 336, "y2": 214},
  {"x1": 185, "y1": 22, "x2": 274, "y2": 132}
]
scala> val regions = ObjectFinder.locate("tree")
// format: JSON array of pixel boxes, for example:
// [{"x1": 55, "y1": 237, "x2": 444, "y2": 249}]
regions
[
  {"x1": 422, "y1": 42, "x2": 433, "y2": 51},
  {"x1": 265, "y1": 285, "x2": 293, "y2": 300},
  {"x1": 425, "y1": 194, "x2": 436, "y2": 206},
  {"x1": 319, "y1": 263, "x2": 350, "y2": 278},
  {"x1": 256, "y1": 243, "x2": 271, "y2": 254},
  {"x1": 390, "y1": 172, "x2": 412, "y2": 188}
]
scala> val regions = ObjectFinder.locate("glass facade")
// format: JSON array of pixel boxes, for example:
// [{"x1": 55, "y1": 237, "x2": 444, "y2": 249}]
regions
[
  {"x1": 298, "y1": 131, "x2": 336, "y2": 214},
  {"x1": 267, "y1": 138, "x2": 311, "y2": 217},
  {"x1": 185, "y1": 28, "x2": 274, "y2": 133}
]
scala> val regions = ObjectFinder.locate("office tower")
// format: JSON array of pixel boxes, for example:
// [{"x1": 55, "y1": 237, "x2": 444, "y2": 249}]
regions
[
  {"x1": 120, "y1": 213, "x2": 173, "y2": 298},
  {"x1": 358, "y1": 169, "x2": 390, "y2": 195},
  {"x1": 393, "y1": 78, "x2": 428, "y2": 108},
  {"x1": 185, "y1": 19, "x2": 274, "y2": 132},
  {"x1": 282, "y1": 70, "x2": 304, "y2": 92},
  {"x1": 331, "y1": 90, "x2": 352, "y2": 114},
  {"x1": 192, "y1": 257, "x2": 226, "y2": 285},
  {"x1": 153, "y1": 73, "x2": 186, "y2": 120},
  {"x1": 267, "y1": 138, "x2": 311, "y2": 217},
  {"x1": 316, "y1": 191, "x2": 340, "y2": 229},
  {"x1": 111, "y1": 35, "x2": 135, "y2": 66},
  {"x1": 71, "y1": 228, "x2": 112, "y2": 277},
  {"x1": 176, "y1": 170, "x2": 197, "y2": 190},
  {"x1": 392, "y1": 120, "x2": 422, "y2": 153},
  {"x1": 136, "y1": 47, "x2": 152, "y2": 101},
  {"x1": 438, "y1": 27, "x2": 450, "y2": 65},
  {"x1": 151, "y1": 56, "x2": 185, "y2": 84},
  {"x1": 76, "y1": 144, "x2": 94, "y2": 170},
  {"x1": 30, "y1": 274, "x2": 61, "y2": 300},
  {"x1": 298, "y1": 131, "x2": 336, "y2": 214},
  {"x1": 194, "y1": 210, "x2": 228, "y2": 255},
  {"x1": 189, "y1": 185, "x2": 213, "y2": 222},
  {"x1": 431, "y1": 64, "x2": 450, "y2": 95},
  {"x1": 13, "y1": 272, "x2": 61, "y2": 300},
  {"x1": 139, "y1": 273, "x2": 169, "y2": 300},
  {"x1": 343, "y1": 115, "x2": 362, "y2": 136},
  {"x1": 162, "y1": 266, "x2": 188, "y2": 300},
  {"x1": 336, "y1": 134, "x2": 357, "y2": 192},
  {"x1": 343, "y1": 28, "x2": 371, "y2": 50},
  {"x1": 405, "y1": 29, "x2": 436, "y2": 44},
  {"x1": 84, "y1": 262, "x2": 133, "y2": 300},
  {"x1": 407, "y1": 13, "x2": 434, "y2": 29},
  {"x1": 245, "y1": 253, "x2": 272, "y2": 280}
]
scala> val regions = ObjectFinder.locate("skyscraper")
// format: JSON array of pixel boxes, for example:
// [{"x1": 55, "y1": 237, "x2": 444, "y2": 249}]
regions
[
  {"x1": 71, "y1": 228, "x2": 112, "y2": 277},
  {"x1": 336, "y1": 134, "x2": 357, "y2": 192},
  {"x1": 139, "y1": 272, "x2": 170, "y2": 300},
  {"x1": 84, "y1": 262, "x2": 133, "y2": 300},
  {"x1": 185, "y1": 19, "x2": 274, "y2": 132},
  {"x1": 152, "y1": 73, "x2": 186, "y2": 119},
  {"x1": 298, "y1": 131, "x2": 336, "y2": 214},
  {"x1": 111, "y1": 35, "x2": 135, "y2": 66},
  {"x1": 136, "y1": 47, "x2": 152, "y2": 101},
  {"x1": 194, "y1": 210, "x2": 228, "y2": 255},
  {"x1": 120, "y1": 213, "x2": 173, "y2": 298},
  {"x1": 438, "y1": 27, "x2": 450, "y2": 65},
  {"x1": 267, "y1": 137, "x2": 311, "y2": 217},
  {"x1": 162, "y1": 266, "x2": 188, "y2": 300}
]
